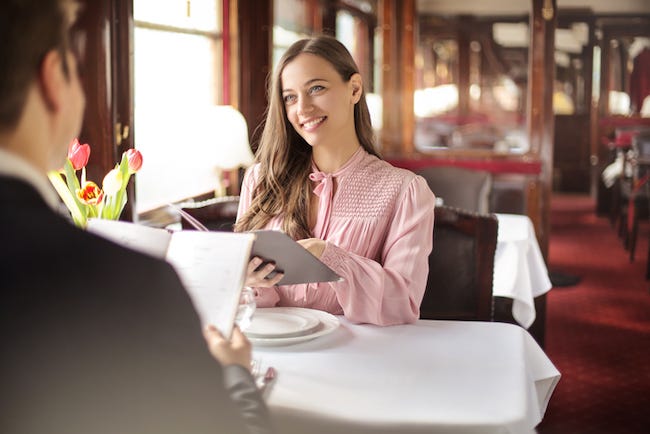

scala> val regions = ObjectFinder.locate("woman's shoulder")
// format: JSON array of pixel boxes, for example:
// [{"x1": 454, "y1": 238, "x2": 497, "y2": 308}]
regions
[
  {"x1": 337, "y1": 151, "x2": 421, "y2": 205},
  {"x1": 354, "y1": 152, "x2": 417, "y2": 185},
  {"x1": 242, "y1": 163, "x2": 262, "y2": 186}
]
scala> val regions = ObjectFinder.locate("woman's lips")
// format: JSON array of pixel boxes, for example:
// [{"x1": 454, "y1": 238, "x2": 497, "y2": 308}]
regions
[{"x1": 301, "y1": 116, "x2": 326, "y2": 131}]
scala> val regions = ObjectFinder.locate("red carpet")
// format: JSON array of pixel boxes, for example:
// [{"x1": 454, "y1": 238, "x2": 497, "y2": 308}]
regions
[{"x1": 537, "y1": 194, "x2": 650, "y2": 434}]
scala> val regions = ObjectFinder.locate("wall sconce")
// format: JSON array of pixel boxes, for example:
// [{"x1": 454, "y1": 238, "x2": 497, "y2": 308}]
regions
[{"x1": 542, "y1": 0, "x2": 554, "y2": 21}]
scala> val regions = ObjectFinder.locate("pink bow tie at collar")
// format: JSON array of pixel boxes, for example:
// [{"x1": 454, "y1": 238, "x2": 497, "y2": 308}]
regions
[
  {"x1": 309, "y1": 171, "x2": 334, "y2": 237},
  {"x1": 309, "y1": 171, "x2": 333, "y2": 197}
]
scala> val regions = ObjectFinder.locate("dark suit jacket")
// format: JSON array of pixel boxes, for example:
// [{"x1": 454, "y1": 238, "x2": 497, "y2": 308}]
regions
[{"x1": 0, "y1": 176, "x2": 270, "y2": 434}]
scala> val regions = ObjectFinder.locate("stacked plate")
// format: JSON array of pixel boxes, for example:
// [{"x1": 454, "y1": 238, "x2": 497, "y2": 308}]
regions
[{"x1": 245, "y1": 307, "x2": 340, "y2": 346}]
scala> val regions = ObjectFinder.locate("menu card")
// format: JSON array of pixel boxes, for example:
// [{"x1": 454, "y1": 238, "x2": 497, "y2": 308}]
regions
[{"x1": 87, "y1": 219, "x2": 254, "y2": 338}]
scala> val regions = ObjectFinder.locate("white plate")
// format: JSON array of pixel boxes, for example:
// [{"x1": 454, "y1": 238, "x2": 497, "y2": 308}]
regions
[
  {"x1": 245, "y1": 309, "x2": 320, "y2": 338},
  {"x1": 246, "y1": 307, "x2": 340, "y2": 346}
]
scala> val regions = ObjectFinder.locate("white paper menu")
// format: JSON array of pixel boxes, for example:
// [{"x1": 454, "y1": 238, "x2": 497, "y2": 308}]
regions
[{"x1": 87, "y1": 219, "x2": 254, "y2": 338}]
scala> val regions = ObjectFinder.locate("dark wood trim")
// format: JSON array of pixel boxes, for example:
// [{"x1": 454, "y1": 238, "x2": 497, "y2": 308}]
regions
[
  {"x1": 380, "y1": 0, "x2": 416, "y2": 156},
  {"x1": 527, "y1": 0, "x2": 556, "y2": 258},
  {"x1": 223, "y1": 0, "x2": 231, "y2": 104},
  {"x1": 76, "y1": 0, "x2": 116, "y2": 195},
  {"x1": 112, "y1": 0, "x2": 135, "y2": 220},
  {"x1": 321, "y1": 0, "x2": 337, "y2": 35},
  {"x1": 457, "y1": 16, "x2": 472, "y2": 118},
  {"x1": 524, "y1": 0, "x2": 557, "y2": 350},
  {"x1": 237, "y1": 0, "x2": 272, "y2": 151}
]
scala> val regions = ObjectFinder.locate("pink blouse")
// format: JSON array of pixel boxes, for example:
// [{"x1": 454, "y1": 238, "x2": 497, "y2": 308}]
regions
[{"x1": 237, "y1": 148, "x2": 435, "y2": 325}]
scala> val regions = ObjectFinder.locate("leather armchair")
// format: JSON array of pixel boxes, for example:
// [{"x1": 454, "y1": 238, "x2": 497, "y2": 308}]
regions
[{"x1": 420, "y1": 205, "x2": 498, "y2": 321}]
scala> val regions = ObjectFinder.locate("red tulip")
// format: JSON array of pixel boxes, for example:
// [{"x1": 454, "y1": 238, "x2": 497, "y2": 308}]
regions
[
  {"x1": 76, "y1": 181, "x2": 104, "y2": 205},
  {"x1": 125, "y1": 148, "x2": 143, "y2": 173},
  {"x1": 68, "y1": 138, "x2": 90, "y2": 170}
]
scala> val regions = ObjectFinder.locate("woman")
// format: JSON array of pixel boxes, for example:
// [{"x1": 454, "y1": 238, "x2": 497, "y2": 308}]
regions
[{"x1": 235, "y1": 35, "x2": 435, "y2": 326}]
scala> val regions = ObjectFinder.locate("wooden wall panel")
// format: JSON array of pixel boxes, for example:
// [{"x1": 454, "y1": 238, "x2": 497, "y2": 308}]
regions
[
  {"x1": 380, "y1": 0, "x2": 415, "y2": 156},
  {"x1": 527, "y1": 0, "x2": 556, "y2": 257},
  {"x1": 75, "y1": 0, "x2": 117, "y2": 185},
  {"x1": 237, "y1": 0, "x2": 272, "y2": 150}
]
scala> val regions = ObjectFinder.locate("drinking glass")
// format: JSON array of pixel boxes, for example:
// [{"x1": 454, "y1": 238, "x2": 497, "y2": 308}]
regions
[{"x1": 235, "y1": 287, "x2": 256, "y2": 331}]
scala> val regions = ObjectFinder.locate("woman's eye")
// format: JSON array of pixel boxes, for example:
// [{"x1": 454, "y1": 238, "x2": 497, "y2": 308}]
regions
[
  {"x1": 309, "y1": 85, "x2": 325, "y2": 94},
  {"x1": 283, "y1": 94, "x2": 296, "y2": 104}
]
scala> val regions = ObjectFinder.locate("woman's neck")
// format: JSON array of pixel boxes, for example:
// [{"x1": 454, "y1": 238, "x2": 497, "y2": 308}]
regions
[{"x1": 312, "y1": 142, "x2": 361, "y2": 174}]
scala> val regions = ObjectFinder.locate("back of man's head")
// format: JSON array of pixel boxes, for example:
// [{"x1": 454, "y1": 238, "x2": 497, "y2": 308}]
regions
[{"x1": 0, "y1": 0, "x2": 75, "y2": 133}]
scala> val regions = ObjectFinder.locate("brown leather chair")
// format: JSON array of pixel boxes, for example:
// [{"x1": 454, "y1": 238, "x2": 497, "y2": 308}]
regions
[
  {"x1": 416, "y1": 166, "x2": 492, "y2": 213},
  {"x1": 180, "y1": 196, "x2": 240, "y2": 231},
  {"x1": 419, "y1": 205, "x2": 498, "y2": 321}
]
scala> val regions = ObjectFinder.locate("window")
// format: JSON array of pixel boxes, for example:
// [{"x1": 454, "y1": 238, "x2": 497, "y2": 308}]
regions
[
  {"x1": 414, "y1": 17, "x2": 529, "y2": 154},
  {"x1": 133, "y1": 0, "x2": 224, "y2": 213}
]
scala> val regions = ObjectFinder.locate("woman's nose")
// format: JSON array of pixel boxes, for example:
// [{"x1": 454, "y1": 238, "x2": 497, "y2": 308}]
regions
[{"x1": 297, "y1": 95, "x2": 313, "y2": 114}]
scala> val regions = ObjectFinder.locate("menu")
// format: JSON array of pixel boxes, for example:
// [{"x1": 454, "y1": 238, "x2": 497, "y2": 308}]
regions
[{"x1": 87, "y1": 219, "x2": 253, "y2": 338}]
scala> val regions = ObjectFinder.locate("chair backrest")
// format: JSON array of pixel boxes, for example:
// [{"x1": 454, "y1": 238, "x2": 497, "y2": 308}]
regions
[
  {"x1": 419, "y1": 205, "x2": 498, "y2": 321},
  {"x1": 416, "y1": 166, "x2": 492, "y2": 213},
  {"x1": 180, "y1": 196, "x2": 240, "y2": 231}
]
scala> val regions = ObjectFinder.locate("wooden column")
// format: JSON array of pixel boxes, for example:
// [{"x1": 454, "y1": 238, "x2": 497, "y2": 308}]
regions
[
  {"x1": 526, "y1": 0, "x2": 556, "y2": 349},
  {"x1": 380, "y1": 0, "x2": 415, "y2": 156},
  {"x1": 111, "y1": 0, "x2": 135, "y2": 220},
  {"x1": 457, "y1": 16, "x2": 472, "y2": 117},
  {"x1": 75, "y1": 0, "x2": 114, "y2": 182},
  {"x1": 527, "y1": 0, "x2": 556, "y2": 256},
  {"x1": 598, "y1": 32, "x2": 611, "y2": 118},
  {"x1": 237, "y1": 0, "x2": 272, "y2": 150}
]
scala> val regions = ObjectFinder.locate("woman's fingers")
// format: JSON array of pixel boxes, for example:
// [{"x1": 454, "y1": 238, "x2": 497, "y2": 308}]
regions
[
  {"x1": 246, "y1": 257, "x2": 264, "y2": 274},
  {"x1": 245, "y1": 257, "x2": 284, "y2": 287}
]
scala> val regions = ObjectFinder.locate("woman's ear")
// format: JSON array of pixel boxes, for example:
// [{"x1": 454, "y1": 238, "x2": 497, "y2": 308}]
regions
[{"x1": 350, "y1": 73, "x2": 363, "y2": 104}]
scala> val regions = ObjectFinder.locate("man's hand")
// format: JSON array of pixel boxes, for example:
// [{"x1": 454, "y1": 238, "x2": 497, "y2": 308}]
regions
[{"x1": 203, "y1": 325, "x2": 252, "y2": 369}]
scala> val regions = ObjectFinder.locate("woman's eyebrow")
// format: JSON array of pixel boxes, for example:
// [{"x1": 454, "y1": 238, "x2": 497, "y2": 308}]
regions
[
  {"x1": 304, "y1": 78, "x2": 327, "y2": 85},
  {"x1": 283, "y1": 78, "x2": 329, "y2": 93}
]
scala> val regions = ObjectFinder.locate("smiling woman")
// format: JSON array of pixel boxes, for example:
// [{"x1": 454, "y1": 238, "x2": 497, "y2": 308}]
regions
[{"x1": 234, "y1": 35, "x2": 436, "y2": 326}]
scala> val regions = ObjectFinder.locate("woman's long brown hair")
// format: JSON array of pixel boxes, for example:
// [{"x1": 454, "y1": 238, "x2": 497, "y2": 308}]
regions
[{"x1": 235, "y1": 35, "x2": 380, "y2": 240}]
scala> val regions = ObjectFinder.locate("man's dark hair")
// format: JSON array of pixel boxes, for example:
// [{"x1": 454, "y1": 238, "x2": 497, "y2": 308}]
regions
[{"x1": 0, "y1": 0, "x2": 73, "y2": 130}]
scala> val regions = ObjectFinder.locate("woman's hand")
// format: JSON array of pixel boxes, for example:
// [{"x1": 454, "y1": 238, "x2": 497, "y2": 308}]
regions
[
  {"x1": 297, "y1": 238, "x2": 326, "y2": 259},
  {"x1": 245, "y1": 257, "x2": 284, "y2": 287},
  {"x1": 202, "y1": 325, "x2": 252, "y2": 369}
]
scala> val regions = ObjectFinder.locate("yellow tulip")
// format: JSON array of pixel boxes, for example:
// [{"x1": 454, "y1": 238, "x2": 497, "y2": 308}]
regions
[{"x1": 76, "y1": 181, "x2": 104, "y2": 205}]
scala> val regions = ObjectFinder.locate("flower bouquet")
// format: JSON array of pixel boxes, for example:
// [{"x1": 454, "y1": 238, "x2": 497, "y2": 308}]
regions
[{"x1": 48, "y1": 138, "x2": 143, "y2": 228}]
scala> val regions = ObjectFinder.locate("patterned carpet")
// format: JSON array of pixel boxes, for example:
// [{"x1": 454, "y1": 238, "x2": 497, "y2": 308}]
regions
[{"x1": 537, "y1": 194, "x2": 650, "y2": 434}]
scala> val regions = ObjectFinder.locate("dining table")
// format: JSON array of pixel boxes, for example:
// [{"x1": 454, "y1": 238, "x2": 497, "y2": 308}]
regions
[
  {"x1": 494, "y1": 213, "x2": 553, "y2": 328},
  {"x1": 254, "y1": 315, "x2": 560, "y2": 434}
]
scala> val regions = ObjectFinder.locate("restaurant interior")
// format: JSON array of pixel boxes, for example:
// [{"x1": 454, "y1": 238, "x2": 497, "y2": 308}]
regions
[{"x1": 65, "y1": 0, "x2": 650, "y2": 432}]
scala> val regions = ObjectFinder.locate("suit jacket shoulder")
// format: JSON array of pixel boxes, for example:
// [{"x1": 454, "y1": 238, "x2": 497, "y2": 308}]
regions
[{"x1": 0, "y1": 177, "x2": 266, "y2": 434}]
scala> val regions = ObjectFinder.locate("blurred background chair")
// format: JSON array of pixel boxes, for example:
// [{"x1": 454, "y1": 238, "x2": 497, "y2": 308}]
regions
[
  {"x1": 416, "y1": 166, "x2": 492, "y2": 213},
  {"x1": 419, "y1": 205, "x2": 498, "y2": 321},
  {"x1": 626, "y1": 132, "x2": 650, "y2": 263},
  {"x1": 180, "y1": 196, "x2": 240, "y2": 231}
]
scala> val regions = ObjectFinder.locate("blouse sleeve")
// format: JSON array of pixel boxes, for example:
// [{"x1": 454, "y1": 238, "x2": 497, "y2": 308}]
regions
[
  {"x1": 318, "y1": 175, "x2": 435, "y2": 325},
  {"x1": 237, "y1": 166, "x2": 281, "y2": 308},
  {"x1": 236, "y1": 167, "x2": 255, "y2": 222}
]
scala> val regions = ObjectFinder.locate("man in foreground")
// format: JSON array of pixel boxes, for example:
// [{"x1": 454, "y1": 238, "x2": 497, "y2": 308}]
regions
[{"x1": 0, "y1": 1, "x2": 271, "y2": 433}]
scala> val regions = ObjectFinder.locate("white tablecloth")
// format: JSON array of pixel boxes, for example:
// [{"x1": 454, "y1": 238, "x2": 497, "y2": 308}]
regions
[
  {"x1": 257, "y1": 318, "x2": 560, "y2": 434},
  {"x1": 494, "y1": 214, "x2": 553, "y2": 328}
]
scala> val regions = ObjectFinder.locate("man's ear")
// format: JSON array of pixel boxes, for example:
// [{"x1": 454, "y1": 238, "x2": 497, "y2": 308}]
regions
[
  {"x1": 38, "y1": 50, "x2": 66, "y2": 112},
  {"x1": 350, "y1": 73, "x2": 363, "y2": 104}
]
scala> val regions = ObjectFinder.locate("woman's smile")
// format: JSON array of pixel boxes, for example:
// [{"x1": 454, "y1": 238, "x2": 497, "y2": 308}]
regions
[{"x1": 301, "y1": 116, "x2": 327, "y2": 131}]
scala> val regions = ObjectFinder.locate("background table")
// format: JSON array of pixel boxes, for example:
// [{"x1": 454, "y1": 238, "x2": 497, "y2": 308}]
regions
[
  {"x1": 494, "y1": 213, "x2": 553, "y2": 328},
  {"x1": 256, "y1": 317, "x2": 560, "y2": 434}
]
